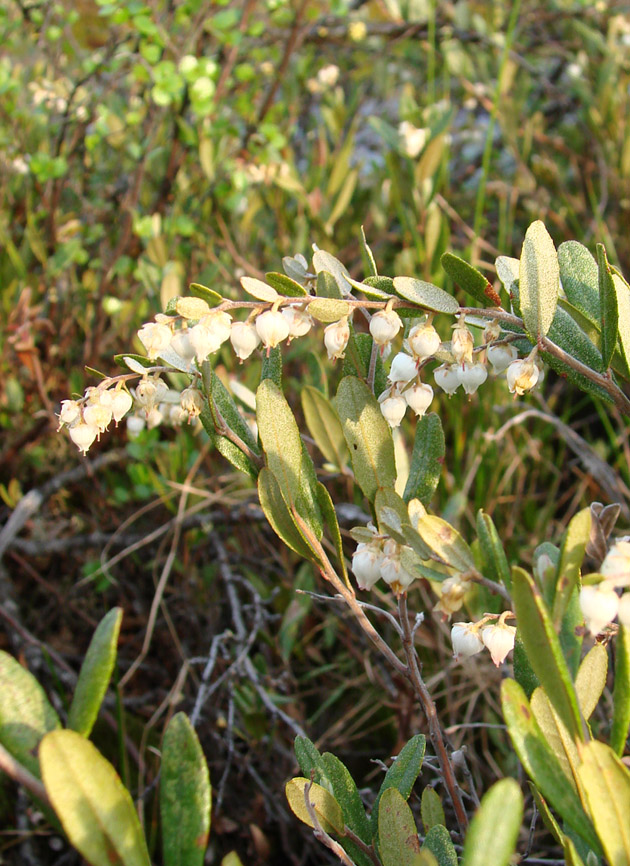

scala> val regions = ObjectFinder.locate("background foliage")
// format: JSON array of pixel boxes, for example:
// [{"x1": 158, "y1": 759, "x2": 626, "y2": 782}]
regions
[{"x1": 1, "y1": 0, "x2": 630, "y2": 862}]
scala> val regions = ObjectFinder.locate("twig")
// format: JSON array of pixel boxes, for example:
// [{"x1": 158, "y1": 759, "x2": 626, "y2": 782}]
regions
[
  {"x1": 303, "y1": 778, "x2": 357, "y2": 866},
  {"x1": 0, "y1": 743, "x2": 49, "y2": 807}
]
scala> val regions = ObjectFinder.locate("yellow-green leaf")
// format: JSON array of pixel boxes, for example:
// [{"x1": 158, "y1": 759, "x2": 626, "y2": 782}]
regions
[
  {"x1": 575, "y1": 643, "x2": 608, "y2": 721},
  {"x1": 519, "y1": 220, "x2": 559, "y2": 339},
  {"x1": 461, "y1": 779, "x2": 523, "y2": 866},
  {"x1": 378, "y1": 787, "x2": 425, "y2": 866},
  {"x1": 40, "y1": 730, "x2": 150, "y2": 866},
  {"x1": 308, "y1": 298, "x2": 351, "y2": 323},
  {"x1": 577, "y1": 740, "x2": 630, "y2": 866},
  {"x1": 393, "y1": 277, "x2": 459, "y2": 314},
  {"x1": 301, "y1": 386, "x2": 349, "y2": 470},
  {"x1": 285, "y1": 778, "x2": 345, "y2": 835}
]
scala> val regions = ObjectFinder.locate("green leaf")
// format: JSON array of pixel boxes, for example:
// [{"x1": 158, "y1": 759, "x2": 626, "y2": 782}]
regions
[
  {"x1": 320, "y1": 752, "x2": 371, "y2": 843},
  {"x1": 392, "y1": 277, "x2": 459, "y2": 314},
  {"x1": 360, "y1": 226, "x2": 378, "y2": 277},
  {"x1": 378, "y1": 788, "x2": 424, "y2": 866},
  {"x1": 264, "y1": 272, "x2": 308, "y2": 297},
  {"x1": 613, "y1": 271, "x2": 630, "y2": 382},
  {"x1": 68, "y1": 608, "x2": 122, "y2": 737},
  {"x1": 40, "y1": 729, "x2": 151, "y2": 866},
  {"x1": 412, "y1": 514, "x2": 475, "y2": 572},
  {"x1": 188, "y1": 283, "x2": 223, "y2": 307},
  {"x1": 475, "y1": 510, "x2": 511, "y2": 591},
  {"x1": 294, "y1": 735, "x2": 322, "y2": 780},
  {"x1": 577, "y1": 740, "x2": 630, "y2": 866},
  {"x1": 335, "y1": 376, "x2": 396, "y2": 503},
  {"x1": 371, "y1": 734, "x2": 426, "y2": 835},
  {"x1": 302, "y1": 386, "x2": 349, "y2": 470},
  {"x1": 461, "y1": 778, "x2": 523, "y2": 866},
  {"x1": 557, "y1": 241, "x2": 600, "y2": 323},
  {"x1": 316, "y1": 482, "x2": 349, "y2": 584},
  {"x1": 256, "y1": 379, "x2": 322, "y2": 540},
  {"x1": 552, "y1": 508, "x2": 591, "y2": 627},
  {"x1": 420, "y1": 787, "x2": 445, "y2": 833},
  {"x1": 403, "y1": 413, "x2": 445, "y2": 505},
  {"x1": 240, "y1": 276, "x2": 278, "y2": 302},
  {"x1": 308, "y1": 298, "x2": 351, "y2": 323},
  {"x1": 511, "y1": 567, "x2": 583, "y2": 740},
  {"x1": 285, "y1": 777, "x2": 345, "y2": 835},
  {"x1": 261, "y1": 345, "x2": 283, "y2": 388},
  {"x1": 257, "y1": 469, "x2": 319, "y2": 563},
  {"x1": 441, "y1": 253, "x2": 501, "y2": 307},
  {"x1": 611, "y1": 625, "x2": 630, "y2": 755},
  {"x1": 575, "y1": 643, "x2": 608, "y2": 721},
  {"x1": 343, "y1": 333, "x2": 388, "y2": 396},
  {"x1": 114, "y1": 353, "x2": 154, "y2": 370},
  {"x1": 0, "y1": 651, "x2": 60, "y2": 777},
  {"x1": 530, "y1": 687, "x2": 581, "y2": 792},
  {"x1": 501, "y1": 680, "x2": 600, "y2": 853},
  {"x1": 422, "y1": 824, "x2": 457, "y2": 866},
  {"x1": 316, "y1": 269, "x2": 344, "y2": 299},
  {"x1": 512, "y1": 632, "x2": 540, "y2": 697},
  {"x1": 199, "y1": 367, "x2": 260, "y2": 479},
  {"x1": 375, "y1": 487, "x2": 410, "y2": 541},
  {"x1": 161, "y1": 713, "x2": 211, "y2": 866},
  {"x1": 312, "y1": 250, "x2": 353, "y2": 297},
  {"x1": 596, "y1": 244, "x2": 618, "y2": 370},
  {"x1": 519, "y1": 220, "x2": 559, "y2": 339}
]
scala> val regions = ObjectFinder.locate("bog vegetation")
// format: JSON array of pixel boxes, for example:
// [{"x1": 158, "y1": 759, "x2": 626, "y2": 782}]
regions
[{"x1": 1, "y1": 2, "x2": 630, "y2": 865}]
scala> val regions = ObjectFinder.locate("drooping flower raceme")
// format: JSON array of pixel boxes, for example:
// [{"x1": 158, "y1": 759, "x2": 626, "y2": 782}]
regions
[{"x1": 190, "y1": 311, "x2": 232, "y2": 362}]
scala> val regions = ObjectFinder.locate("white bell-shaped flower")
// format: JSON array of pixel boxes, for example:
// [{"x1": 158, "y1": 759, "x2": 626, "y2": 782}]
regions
[
  {"x1": 146, "y1": 406, "x2": 165, "y2": 429},
  {"x1": 126, "y1": 414, "x2": 146, "y2": 438},
  {"x1": 404, "y1": 383, "x2": 433, "y2": 417},
  {"x1": 190, "y1": 311, "x2": 232, "y2": 362},
  {"x1": 579, "y1": 585, "x2": 620, "y2": 635},
  {"x1": 378, "y1": 388, "x2": 407, "y2": 428},
  {"x1": 111, "y1": 389, "x2": 133, "y2": 424},
  {"x1": 324, "y1": 317, "x2": 350, "y2": 360},
  {"x1": 451, "y1": 622, "x2": 484, "y2": 661},
  {"x1": 135, "y1": 377, "x2": 168, "y2": 412},
  {"x1": 255, "y1": 309, "x2": 290, "y2": 351},
  {"x1": 352, "y1": 542, "x2": 385, "y2": 590},
  {"x1": 380, "y1": 541, "x2": 416, "y2": 594},
  {"x1": 407, "y1": 323, "x2": 441, "y2": 362},
  {"x1": 457, "y1": 361, "x2": 488, "y2": 395},
  {"x1": 618, "y1": 592, "x2": 630, "y2": 628},
  {"x1": 83, "y1": 400, "x2": 112, "y2": 433},
  {"x1": 170, "y1": 330, "x2": 196, "y2": 361},
  {"x1": 180, "y1": 387, "x2": 205, "y2": 420},
  {"x1": 281, "y1": 306, "x2": 312, "y2": 338},
  {"x1": 506, "y1": 357, "x2": 540, "y2": 395},
  {"x1": 487, "y1": 343, "x2": 518, "y2": 373},
  {"x1": 435, "y1": 576, "x2": 469, "y2": 617},
  {"x1": 369, "y1": 309, "x2": 402, "y2": 346},
  {"x1": 481, "y1": 623, "x2": 516, "y2": 667},
  {"x1": 69, "y1": 422, "x2": 98, "y2": 454},
  {"x1": 434, "y1": 364, "x2": 460, "y2": 395},
  {"x1": 451, "y1": 320, "x2": 474, "y2": 364},
  {"x1": 58, "y1": 399, "x2": 81, "y2": 428},
  {"x1": 600, "y1": 539, "x2": 630, "y2": 588},
  {"x1": 169, "y1": 404, "x2": 189, "y2": 425},
  {"x1": 230, "y1": 321, "x2": 261, "y2": 361},
  {"x1": 388, "y1": 352, "x2": 418, "y2": 384},
  {"x1": 137, "y1": 322, "x2": 173, "y2": 360}
]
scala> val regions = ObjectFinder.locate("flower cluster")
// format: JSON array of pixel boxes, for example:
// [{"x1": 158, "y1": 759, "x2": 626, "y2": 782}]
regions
[
  {"x1": 579, "y1": 538, "x2": 630, "y2": 634},
  {"x1": 351, "y1": 523, "x2": 416, "y2": 596},
  {"x1": 451, "y1": 614, "x2": 516, "y2": 667}
]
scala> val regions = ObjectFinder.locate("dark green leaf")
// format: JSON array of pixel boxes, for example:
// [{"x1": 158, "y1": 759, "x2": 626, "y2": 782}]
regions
[
  {"x1": 114, "y1": 353, "x2": 154, "y2": 370},
  {"x1": 476, "y1": 510, "x2": 511, "y2": 591},
  {"x1": 371, "y1": 735, "x2": 426, "y2": 835},
  {"x1": 422, "y1": 824, "x2": 457, "y2": 866},
  {"x1": 378, "y1": 788, "x2": 424, "y2": 866},
  {"x1": 189, "y1": 283, "x2": 223, "y2": 306},
  {"x1": 161, "y1": 713, "x2": 211, "y2": 866},
  {"x1": 393, "y1": 277, "x2": 459, "y2": 314},
  {"x1": 199, "y1": 366, "x2": 260, "y2": 479},
  {"x1": 342, "y1": 333, "x2": 388, "y2": 396},
  {"x1": 512, "y1": 633, "x2": 540, "y2": 697},
  {"x1": 420, "y1": 788, "x2": 445, "y2": 834},
  {"x1": 461, "y1": 778, "x2": 523, "y2": 866},
  {"x1": 321, "y1": 752, "x2": 371, "y2": 842},
  {"x1": 294, "y1": 735, "x2": 322, "y2": 780},
  {"x1": 257, "y1": 469, "x2": 319, "y2": 563},
  {"x1": 264, "y1": 272, "x2": 308, "y2": 297},
  {"x1": 68, "y1": 608, "x2": 122, "y2": 737},
  {"x1": 316, "y1": 269, "x2": 344, "y2": 299},
  {"x1": 596, "y1": 244, "x2": 618, "y2": 370},
  {"x1": 611, "y1": 625, "x2": 630, "y2": 755},
  {"x1": 403, "y1": 413, "x2": 445, "y2": 505},
  {"x1": 557, "y1": 241, "x2": 600, "y2": 323},
  {"x1": 441, "y1": 253, "x2": 501, "y2": 307},
  {"x1": 511, "y1": 567, "x2": 584, "y2": 739},
  {"x1": 335, "y1": 376, "x2": 396, "y2": 503},
  {"x1": 360, "y1": 226, "x2": 378, "y2": 277},
  {"x1": 316, "y1": 482, "x2": 348, "y2": 584},
  {"x1": 260, "y1": 345, "x2": 282, "y2": 387}
]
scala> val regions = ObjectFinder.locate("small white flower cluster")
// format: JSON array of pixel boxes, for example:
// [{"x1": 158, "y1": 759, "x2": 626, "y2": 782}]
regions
[
  {"x1": 351, "y1": 523, "x2": 416, "y2": 596},
  {"x1": 58, "y1": 387, "x2": 133, "y2": 454},
  {"x1": 579, "y1": 538, "x2": 630, "y2": 634},
  {"x1": 451, "y1": 614, "x2": 516, "y2": 667}
]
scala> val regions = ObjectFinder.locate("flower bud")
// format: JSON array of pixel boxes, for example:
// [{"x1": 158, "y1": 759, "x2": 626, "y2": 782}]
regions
[
  {"x1": 388, "y1": 352, "x2": 418, "y2": 384},
  {"x1": 435, "y1": 576, "x2": 469, "y2": 617},
  {"x1": 451, "y1": 320, "x2": 474, "y2": 364},
  {"x1": 407, "y1": 323, "x2": 441, "y2": 362},
  {"x1": 180, "y1": 387, "x2": 205, "y2": 419},
  {"x1": 506, "y1": 357, "x2": 540, "y2": 395},
  {"x1": 378, "y1": 390, "x2": 407, "y2": 427},
  {"x1": 324, "y1": 317, "x2": 350, "y2": 360},
  {"x1": 457, "y1": 361, "x2": 488, "y2": 395},
  {"x1": 137, "y1": 322, "x2": 172, "y2": 360},
  {"x1": 451, "y1": 622, "x2": 484, "y2": 661},
  {"x1": 58, "y1": 399, "x2": 81, "y2": 429},
  {"x1": 255, "y1": 309, "x2": 290, "y2": 351},
  {"x1": 369, "y1": 309, "x2": 402, "y2": 346},
  {"x1": 579, "y1": 585, "x2": 619, "y2": 634},
  {"x1": 111, "y1": 389, "x2": 133, "y2": 424},
  {"x1": 487, "y1": 343, "x2": 518, "y2": 373},
  {"x1": 135, "y1": 377, "x2": 168, "y2": 412},
  {"x1": 481, "y1": 623, "x2": 516, "y2": 667},
  {"x1": 434, "y1": 364, "x2": 460, "y2": 395},
  {"x1": 600, "y1": 539, "x2": 630, "y2": 588},
  {"x1": 482, "y1": 321, "x2": 501, "y2": 343},
  {"x1": 281, "y1": 306, "x2": 312, "y2": 338},
  {"x1": 352, "y1": 542, "x2": 385, "y2": 590},
  {"x1": 230, "y1": 321, "x2": 261, "y2": 361},
  {"x1": 404, "y1": 383, "x2": 433, "y2": 417},
  {"x1": 69, "y1": 422, "x2": 98, "y2": 454}
]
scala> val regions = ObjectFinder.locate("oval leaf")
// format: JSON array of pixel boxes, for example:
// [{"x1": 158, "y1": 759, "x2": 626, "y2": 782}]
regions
[
  {"x1": 285, "y1": 778, "x2": 345, "y2": 835},
  {"x1": 161, "y1": 713, "x2": 211, "y2": 866},
  {"x1": 422, "y1": 824, "x2": 457, "y2": 866},
  {"x1": 577, "y1": 740, "x2": 630, "y2": 866},
  {"x1": 558, "y1": 241, "x2": 600, "y2": 323},
  {"x1": 371, "y1": 734, "x2": 426, "y2": 834},
  {"x1": 240, "y1": 276, "x2": 278, "y2": 302},
  {"x1": 575, "y1": 643, "x2": 608, "y2": 721},
  {"x1": 519, "y1": 220, "x2": 559, "y2": 339},
  {"x1": 68, "y1": 608, "x2": 122, "y2": 737},
  {"x1": 40, "y1": 729, "x2": 150, "y2": 866},
  {"x1": 413, "y1": 514, "x2": 475, "y2": 572},
  {"x1": 308, "y1": 298, "x2": 351, "y2": 323},
  {"x1": 265, "y1": 272, "x2": 308, "y2": 297},
  {"x1": 596, "y1": 244, "x2": 618, "y2": 370},
  {"x1": 403, "y1": 413, "x2": 445, "y2": 506},
  {"x1": 312, "y1": 250, "x2": 353, "y2": 297},
  {"x1": 257, "y1": 468, "x2": 319, "y2": 563},
  {"x1": 393, "y1": 277, "x2": 459, "y2": 314},
  {"x1": 301, "y1": 386, "x2": 349, "y2": 470},
  {"x1": 552, "y1": 507, "x2": 591, "y2": 627},
  {"x1": 461, "y1": 778, "x2": 523, "y2": 866},
  {"x1": 320, "y1": 752, "x2": 371, "y2": 842},
  {"x1": 378, "y1": 787, "x2": 423, "y2": 866},
  {"x1": 0, "y1": 651, "x2": 60, "y2": 777},
  {"x1": 441, "y1": 253, "x2": 501, "y2": 307},
  {"x1": 613, "y1": 272, "x2": 630, "y2": 382},
  {"x1": 420, "y1": 787, "x2": 445, "y2": 833},
  {"x1": 476, "y1": 510, "x2": 511, "y2": 591},
  {"x1": 335, "y1": 376, "x2": 396, "y2": 503},
  {"x1": 611, "y1": 625, "x2": 630, "y2": 755}
]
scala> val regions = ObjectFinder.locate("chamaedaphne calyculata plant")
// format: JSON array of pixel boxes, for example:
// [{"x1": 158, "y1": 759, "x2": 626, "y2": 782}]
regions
[{"x1": 3, "y1": 219, "x2": 630, "y2": 865}]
